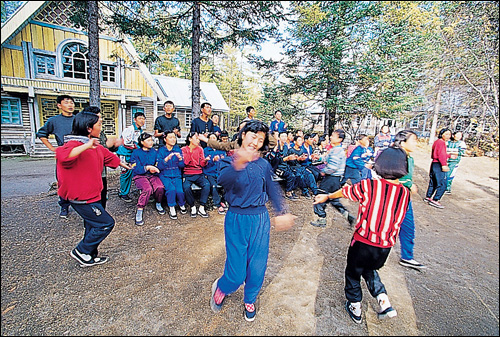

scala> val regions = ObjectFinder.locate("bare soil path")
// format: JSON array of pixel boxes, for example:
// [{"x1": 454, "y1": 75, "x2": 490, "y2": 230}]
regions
[{"x1": 1, "y1": 146, "x2": 498, "y2": 335}]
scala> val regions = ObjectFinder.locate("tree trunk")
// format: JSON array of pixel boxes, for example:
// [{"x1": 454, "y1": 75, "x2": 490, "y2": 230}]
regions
[
  {"x1": 429, "y1": 68, "x2": 445, "y2": 146},
  {"x1": 325, "y1": 80, "x2": 336, "y2": 135},
  {"x1": 88, "y1": 1, "x2": 100, "y2": 108},
  {"x1": 191, "y1": 1, "x2": 201, "y2": 118}
]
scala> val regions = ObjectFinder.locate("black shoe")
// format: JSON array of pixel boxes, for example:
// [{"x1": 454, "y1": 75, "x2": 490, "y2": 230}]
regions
[
  {"x1": 285, "y1": 192, "x2": 298, "y2": 201},
  {"x1": 119, "y1": 194, "x2": 132, "y2": 203},
  {"x1": 70, "y1": 248, "x2": 108, "y2": 268},
  {"x1": 302, "y1": 191, "x2": 312, "y2": 199},
  {"x1": 59, "y1": 207, "x2": 69, "y2": 219},
  {"x1": 244, "y1": 303, "x2": 256, "y2": 322}
]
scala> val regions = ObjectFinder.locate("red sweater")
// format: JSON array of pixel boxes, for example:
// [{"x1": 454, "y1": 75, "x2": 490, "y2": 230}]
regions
[
  {"x1": 181, "y1": 145, "x2": 207, "y2": 175},
  {"x1": 431, "y1": 138, "x2": 451, "y2": 166},
  {"x1": 56, "y1": 140, "x2": 121, "y2": 203},
  {"x1": 342, "y1": 178, "x2": 410, "y2": 248}
]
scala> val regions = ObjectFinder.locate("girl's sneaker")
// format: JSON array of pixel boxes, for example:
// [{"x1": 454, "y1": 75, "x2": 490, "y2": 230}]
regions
[
  {"x1": 210, "y1": 278, "x2": 225, "y2": 313},
  {"x1": 217, "y1": 206, "x2": 226, "y2": 215},
  {"x1": 169, "y1": 206, "x2": 177, "y2": 220},
  {"x1": 244, "y1": 303, "x2": 256, "y2": 322},
  {"x1": 179, "y1": 205, "x2": 187, "y2": 215},
  {"x1": 376, "y1": 293, "x2": 397, "y2": 319}
]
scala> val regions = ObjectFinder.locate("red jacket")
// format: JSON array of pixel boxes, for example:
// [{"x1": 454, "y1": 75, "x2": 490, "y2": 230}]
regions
[
  {"x1": 181, "y1": 145, "x2": 207, "y2": 175},
  {"x1": 56, "y1": 139, "x2": 121, "y2": 203},
  {"x1": 431, "y1": 138, "x2": 451, "y2": 166}
]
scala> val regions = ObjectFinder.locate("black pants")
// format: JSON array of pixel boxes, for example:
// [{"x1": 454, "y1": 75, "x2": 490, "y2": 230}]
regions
[
  {"x1": 313, "y1": 175, "x2": 347, "y2": 218},
  {"x1": 345, "y1": 240, "x2": 390, "y2": 303}
]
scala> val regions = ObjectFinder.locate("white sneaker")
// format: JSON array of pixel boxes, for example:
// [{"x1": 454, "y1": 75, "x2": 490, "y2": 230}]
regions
[
  {"x1": 179, "y1": 205, "x2": 187, "y2": 215},
  {"x1": 377, "y1": 293, "x2": 397, "y2": 319},
  {"x1": 198, "y1": 205, "x2": 208, "y2": 218},
  {"x1": 190, "y1": 206, "x2": 197, "y2": 218},
  {"x1": 345, "y1": 301, "x2": 362, "y2": 323},
  {"x1": 169, "y1": 206, "x2": 177, "y2": 220}
]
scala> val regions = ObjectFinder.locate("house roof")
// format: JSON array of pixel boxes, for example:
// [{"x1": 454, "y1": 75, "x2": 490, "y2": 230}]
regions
[{"x1": 154, "y1": 75, "x2": 229, "y2": 112}]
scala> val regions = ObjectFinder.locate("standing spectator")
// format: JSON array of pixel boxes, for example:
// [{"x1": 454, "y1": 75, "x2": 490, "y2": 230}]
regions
[
  {"x1": 392, "y1": 130, "x2": 426, "y2": 270},
  {"x1": 116, "y1": 112, "x2": 145, "y2": 202},
  {"x1": 157, "y1": 130, "x2": 187, "y2": 219},
  {"x1": 302, "y1": 133, "x2": 321, "y2": 182},
  {"x1": 242, "y1": 106, "x2": 257, "y2": 123},
  {"x1": 210, "y1": 120, "x2": 296, "y2": 322},
  {"x1": 311, "y1": 129, "x2": 355, "y2": 228},
  {"x1": 190, "y1": 102, "x2": 214, "y2": 148},
  {"x1": 81, "y1": 106, "x2": 122, "y2": 209},
  {"x1": 36, "y1": 94, "x2": 75, "y2": 218},
  {"x1": 269, "y1": 110, "x2": 288, "y2": 136},
  {"x1": 313, "y1": 147, "x2": 411, "y2": 324},
  {"x1": 130, "y1": 133, "x2": 166, "y2": 226},
  {"x1": 373, "y1": 125, "x2": 393, "y2": 157},
  {"x1": 424, "y1": 128, "x2": 452, "y2": 209},
  {"x1": 203, "y1": 133, "x2": 227, "y2": 214},
  {"x1": 342, "y1": 134, "x2": 372, "y2": 185},
  {"x1": 211, "y1": 114, "x2": 222, "y2": 136},
  {"x1": 57, "y1": 112, "x2": 131, "y2": 267},
  {"x1": 154, "y1": 101, "x2": 181, "y2": 147},
  {"x1": 445, "y1": 131, "x2": 467, "y2": 194},
  {"x1": 182, "y1": 132, "x2": 210, "y2": 217}
]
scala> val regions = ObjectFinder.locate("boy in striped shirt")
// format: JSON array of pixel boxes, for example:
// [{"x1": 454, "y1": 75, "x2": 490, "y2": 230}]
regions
[{"x1": 313, "y1": 147, "x2": 411, "y2": 324}]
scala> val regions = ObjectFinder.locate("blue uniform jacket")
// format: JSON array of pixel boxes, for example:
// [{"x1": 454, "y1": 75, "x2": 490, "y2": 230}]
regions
[
  {"x1": 203, "y1": 147, "x2": 226, "y2": 177},
  {"x1": 157, "y1": 145, "x2": 185, "y2": 178},
  {"x1": 130, "y1": 147, "x2": 159, "y2": 177},
  {"x1": 218, "y1": 156, "x2": 286, "y2": 215}
]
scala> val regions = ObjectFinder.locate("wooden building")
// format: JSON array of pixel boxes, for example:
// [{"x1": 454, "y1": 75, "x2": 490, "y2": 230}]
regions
[{"x1": 1, "y1": 1, "x2": 166, "y2": 156}]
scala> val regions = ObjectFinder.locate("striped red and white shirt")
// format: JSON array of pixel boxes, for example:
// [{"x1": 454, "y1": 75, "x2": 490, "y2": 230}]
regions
[{"x1": 342, "y1": 178, "x2": 410, "y2": 248}]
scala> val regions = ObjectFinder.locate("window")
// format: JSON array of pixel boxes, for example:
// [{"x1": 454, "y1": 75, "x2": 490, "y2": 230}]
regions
[
  {"x1": 101, "y1": 64, "x2": 116, "y2": 82},
  {"x1": 61, "y1": 42, "x2": 89, "y2": 79},
  {"x1": 35, "y1": 54, "x2": 56, "y2": 76},
  {"x1": 365, "y1": 114, "x2": 372, "y2": 126},
  {"x1": 185, "y1": 112, "x2": 192, "y2": 129},
  {"x1": 131, "y1": 107, "x2": 145, "y2": 124},
  {"x1": 1, "y1": 98, "x2": 22, "y2": 125},
  {"x1": 410, "y1": 117, "x2": 419, "y2": 128}
]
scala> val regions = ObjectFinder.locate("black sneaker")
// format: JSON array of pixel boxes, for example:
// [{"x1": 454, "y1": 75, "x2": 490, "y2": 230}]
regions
[
  {"x1": 244, "y1": 303, "x2": 256, "y2": 322},
  {"x1": 59, "y1": 207, "x2": 69, "y2": 219},
  {"x1": 70, "y1": 248, "x2": 108, "y2": 268},
  {"x1": 302, "y1": 191, "x2": 312, "y2": 199},
  {"x1": 285, "y1": 193, "x2": 297, "y2": 201},
  {"x1": 210, "y1": 278, "x2": 225, "y2": 313},
  {"x1": 119, "y1": 194, "x2": 132, "y2": 203},
  {"x1": 345, "y1": 301, "x2": 362, "y2": 324},
  {"x1": 399, "y1": 258, "x2": 426, "y2": 270}
]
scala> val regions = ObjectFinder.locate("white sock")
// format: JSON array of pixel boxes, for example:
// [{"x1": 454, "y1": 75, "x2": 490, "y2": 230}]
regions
[
  {"x1": 199, "y1": 205, "x2": 205, "y2": 213},
  {"x1": 191, "y1": 206, "x2": 196, "y2": 213},
  {"x1": 169, "y1": 206, "x2": 176, "y2": 214},
  {"x1": 377, "y1": 293, "x2": 391, "y2": 312}
]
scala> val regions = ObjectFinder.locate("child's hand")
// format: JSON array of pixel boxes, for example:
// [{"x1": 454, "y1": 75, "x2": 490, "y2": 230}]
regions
[
  {"x1": 205, "y1": 155, "x2": 211, "y2": 161},
  {"x1": 213, "y1": 155, "x2": 220, "y2": 162},
  {"x1": 272, "y1": 213, "x2": 297, "y2": 231},
  {"x1": 148, "y1": 165, "x2": 160, "y2": 174},
  {"x1": 175, "y1": 153, "x2": 182, "y2": 160},
  {"x1": 313, "y1": 194, "x2": 329, "y2": 204}
]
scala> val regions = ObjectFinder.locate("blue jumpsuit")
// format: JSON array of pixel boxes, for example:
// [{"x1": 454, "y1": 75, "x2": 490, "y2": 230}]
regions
[{"x1": 216, "y1": 156, "x2": 286, "y2": 304}]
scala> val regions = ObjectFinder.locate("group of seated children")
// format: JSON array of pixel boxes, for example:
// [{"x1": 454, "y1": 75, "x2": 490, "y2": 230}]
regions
[{"x1": 128, "y1": 125, "x2": 380, "y2": 226}]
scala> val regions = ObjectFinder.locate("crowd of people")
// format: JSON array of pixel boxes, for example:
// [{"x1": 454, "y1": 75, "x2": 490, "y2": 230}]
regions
[{"x1": 36, "y1": 95, "x2": 467, "y2": 324}]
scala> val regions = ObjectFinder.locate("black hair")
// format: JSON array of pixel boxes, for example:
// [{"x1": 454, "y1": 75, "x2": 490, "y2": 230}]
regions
[
  {"x1": 57, "y1": 95, "x2": 74, "y2": 104},
  {"x1": 279, "y1": 131, "x2": 288, "y2": 137},
  {"x1": 246, "y1": 106, "x2": 254, "y2": 114},
  {"x1": 71, "y1": 112, "x2": 100, "y2": 137},
  {"x1": 138, "y1": 132, "x2": 153, "y2": 148},
  {"x1": 451, "y1": 130, "x2": 463, "y2": 141},
  {"x1": 304, "y1": 134, "x2": 312, "y2": 141},
  {"x1": 438, "y1": 128, "x2": 451, "y2": 139},
  {"x1": 185, "y1": 131, "x2": 198, "y2": 146},
  {"x1": 163, "y1": 100, "x2": 175, "y2": 108},
  {"x1": 134, "y1": 111, "x2": 145, "y2": 119},
  {"x1": 162, "y1": 129, "x2": 176, "y2": 138},
  {"x1": 208, "y1": 132, "x2": 219, "y2": 141},
  {"x1": 331, "y1": 129, "x2": 345, "y2": 141},
  {"x1": 373, "y1": 147, "x2": 408, "y2": 180},
  {"x1": 81, "y1": 106, "x2": 101, "y2": 114},
  {"x1": 293, "y1": 135, "x2": 303, "y2": 142},
  {"x1": 356, "y1": 133, "x2": 368, "y2": 141},
  {"x1": 318, "y1": 135, "x2": 326, "y2": 143},
  {"x1": 201, "y1": 102, "x2": 212, "y2": 109},
  {"x1": 392, "y1": 130, "x2": 417, "y2": 149},
  {"x1": 220, "y1": 130, "x2": 229, "y2": 138},
  {"x1": 236, "y1": 120, "x2": 270, "y2": 151}
]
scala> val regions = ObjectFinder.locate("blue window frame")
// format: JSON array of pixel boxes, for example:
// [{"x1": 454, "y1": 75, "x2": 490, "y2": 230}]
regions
[
  {"x1": 35, "y1": 54, "x2": 56, "y2": 76},
  {"x1": 1, "y1": 98, "x2": 22, "y2": 125}
]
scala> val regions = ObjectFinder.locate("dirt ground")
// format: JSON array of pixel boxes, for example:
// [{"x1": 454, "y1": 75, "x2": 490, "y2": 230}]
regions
[{"x1": 1, "y1": 145, "x2": 499, "y2": 336}]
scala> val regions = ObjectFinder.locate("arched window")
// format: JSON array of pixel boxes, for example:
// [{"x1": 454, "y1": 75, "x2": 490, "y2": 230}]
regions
[{"x1": 61, "y1": 42, "x2": 89, "y2": 79}]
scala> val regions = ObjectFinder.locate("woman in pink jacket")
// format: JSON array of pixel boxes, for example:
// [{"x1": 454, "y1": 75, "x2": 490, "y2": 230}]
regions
[{"x1": 424, "y1": 128, "x2": 452, "y2": 209}]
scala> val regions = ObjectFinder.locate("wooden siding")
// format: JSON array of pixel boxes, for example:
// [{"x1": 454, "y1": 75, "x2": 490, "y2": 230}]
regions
[
  {"x1": 0, "y1": 91, "x2": 33, "y2": 146},
  {"x1": 124, "y1": 99, "x2": 155, "y2": 135}
]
